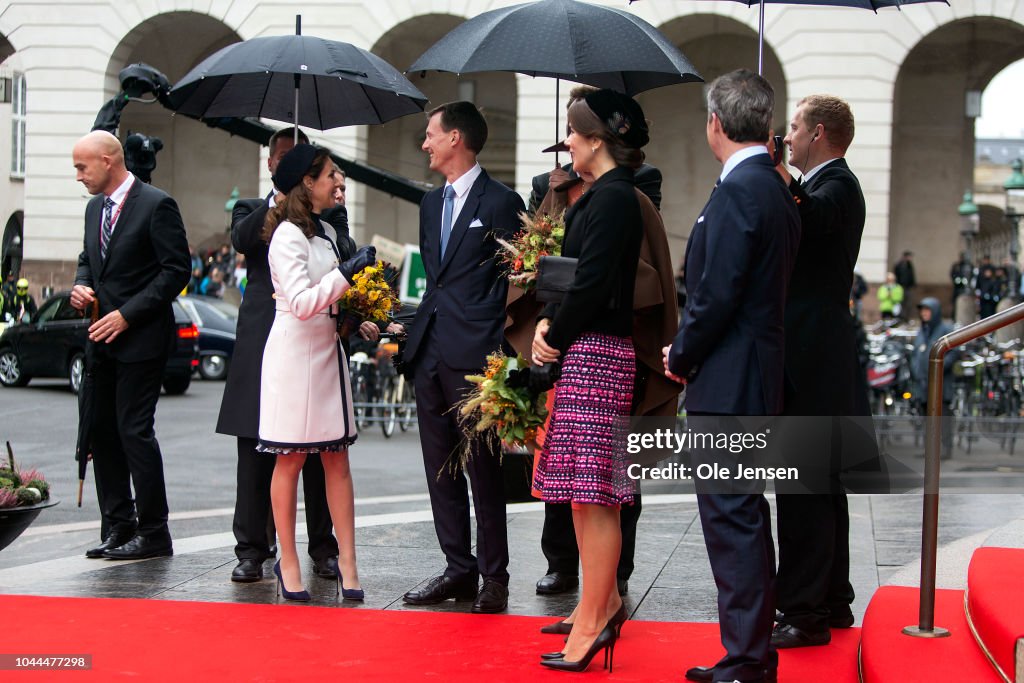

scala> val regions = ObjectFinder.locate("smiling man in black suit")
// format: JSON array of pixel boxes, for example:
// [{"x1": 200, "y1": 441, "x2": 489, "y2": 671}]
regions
[
  {"x1": 400, "y1": 101, "x2": 525, "y2": 614},
  {"x1": 665, "y1": 70, "x2": 800, "y2": 683},
  {"x1": 71, "y1": 130, "x2": 191, "y2": 560},
  {"x1": 771, "y1": 95, "x2": 868, "y2": 649}
]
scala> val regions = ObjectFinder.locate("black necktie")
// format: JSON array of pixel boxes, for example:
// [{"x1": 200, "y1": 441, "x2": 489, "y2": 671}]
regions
[{"x1": 100, "y1": 197, "x2": 115, "y2": 261}]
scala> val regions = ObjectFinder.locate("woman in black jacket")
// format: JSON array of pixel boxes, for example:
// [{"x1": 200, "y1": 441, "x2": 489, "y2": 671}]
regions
[{"x1": 531, "y1": 89, "x2": 647, "y2": 672}]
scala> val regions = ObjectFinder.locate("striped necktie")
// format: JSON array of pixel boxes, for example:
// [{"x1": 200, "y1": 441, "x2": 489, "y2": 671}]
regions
[{"x1": 100, "y1": 197, "x2": 116, "y2": 261}]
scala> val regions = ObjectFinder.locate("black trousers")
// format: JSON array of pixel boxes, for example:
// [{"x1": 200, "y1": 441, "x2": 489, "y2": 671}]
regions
[
  {"x1": 90, "y1": 347, "x2": 169, "y2": 540},
  {"x1": 232, "y1": 436, "x2": 338, "y2": 562},
  {"x1": 776, "y1": 494, "x2": 854, "y2": 632},
  {"x1": 540, "y1": 494, "x2": 642, "y2": 580},
  {"x1": 414, "y1": 328, "x2": 509, "y2": 585}
]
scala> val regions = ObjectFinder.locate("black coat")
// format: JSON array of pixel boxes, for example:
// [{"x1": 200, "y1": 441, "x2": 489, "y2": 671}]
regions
[
  {"x1": 74, "y1": 177, "x2": 191, "y2": 362},
  {"x1": 541, "y1": 166, "x2": 642, "y2": 352},
  {"x1": 783, "y1": 159, "x2": 866, "y2": 416},
  {"x1": 668, "y1": 153, "x2": 800, "y2": 415},
  {"x1": 215, "y1": 195, "x2": 350, "y2": 438},
  {"x1": 528, "y1": 163, "x2": 663, "y2": 214}
]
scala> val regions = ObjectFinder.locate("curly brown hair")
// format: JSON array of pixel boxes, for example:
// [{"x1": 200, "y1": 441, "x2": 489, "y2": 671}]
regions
[{"x1": 261, "y1": 147, "x2": 332, "y2": 243}]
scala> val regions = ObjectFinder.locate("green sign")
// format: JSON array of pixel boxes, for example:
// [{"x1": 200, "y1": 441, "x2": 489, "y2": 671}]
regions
[{"x1": 399, "y1": 245, "x2": 427, "y2": 304}]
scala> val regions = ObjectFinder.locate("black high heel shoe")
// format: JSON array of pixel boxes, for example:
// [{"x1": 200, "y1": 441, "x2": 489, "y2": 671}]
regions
[
  {"x1": 540, "y1": 619, "x2": 573, "y2": 635},
  {"x1": 336, "y1": 565, "x2": 364, "y2": 601},
  {"x1": 610, "y1": 603, "x2": 628, "y2": 636},
  {"x1": 273, "y1": 561, "x2": 311, "y2": 602},
  {"x1": 540, "y1": 623, "x2": 618, "y2": 673},
  {"x1": 542, "y1": 603, "x2": 628, "y2": 637}
]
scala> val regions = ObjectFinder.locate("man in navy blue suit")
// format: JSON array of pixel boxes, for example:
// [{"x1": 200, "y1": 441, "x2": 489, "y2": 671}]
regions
[
  {"x1": 400, "y1": 102, "x2": 525, "y2": 614},
  {"x1": 664, "y1": 70, "x2": 800, "y2": 683}
]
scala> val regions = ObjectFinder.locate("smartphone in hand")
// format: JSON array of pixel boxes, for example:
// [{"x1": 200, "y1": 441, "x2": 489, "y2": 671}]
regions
[{"x1": 772, "y1": 134, "x2": 784, "y2": 166}]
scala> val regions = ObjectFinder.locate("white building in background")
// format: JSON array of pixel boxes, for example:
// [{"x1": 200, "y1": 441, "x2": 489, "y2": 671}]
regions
[{"x1": 1, "y1": 1, "x2": 1023, "y2": 307}]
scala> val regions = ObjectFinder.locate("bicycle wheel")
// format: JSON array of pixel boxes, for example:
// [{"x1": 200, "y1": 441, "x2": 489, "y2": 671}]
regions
[
  {"x1": 398, "y1": 376, "x2": 416, "y2": 431},
  {"x1": 381, "y1": 378, "x2": 398, "y2": 438},
  {"x1": 352, "y1": 374, "x2": 371, "y2": 430}
]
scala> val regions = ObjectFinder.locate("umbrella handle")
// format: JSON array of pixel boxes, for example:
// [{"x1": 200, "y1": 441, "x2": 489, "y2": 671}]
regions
[{"x1": 77, "y1": 479, "x2": 84, "y2": 507}]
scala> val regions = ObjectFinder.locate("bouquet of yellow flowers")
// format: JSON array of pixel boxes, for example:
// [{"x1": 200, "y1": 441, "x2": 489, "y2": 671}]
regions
[
  {"x1": 453, "y1": 352, "x2": 549, "y2": 466},
  {"x1": 497, "y1": 211, "x2": 565, "y2": 290},
  {"x1": 337, "y1": 261, "x2": 401, "y2": 336}
]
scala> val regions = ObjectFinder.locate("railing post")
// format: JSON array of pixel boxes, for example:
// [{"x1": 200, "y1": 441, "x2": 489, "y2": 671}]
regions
[{"x1": 902, "y1": 301, "x2": 1024, "y2": 638}]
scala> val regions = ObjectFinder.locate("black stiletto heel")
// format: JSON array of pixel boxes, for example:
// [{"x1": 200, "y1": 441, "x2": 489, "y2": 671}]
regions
[
  {"x1": 273, "y1": 561, "x2": 310, "y2": 602},
  {"x1": 610, "y1": 603, "x2": 627, "y2": 636},
  {"x1": 539, "y1": 624, "x2": 618, "y2": 673}
]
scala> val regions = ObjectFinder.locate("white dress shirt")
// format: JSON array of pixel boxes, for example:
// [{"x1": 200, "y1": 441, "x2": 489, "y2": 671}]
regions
[
  {"x1": 720, "y1": 145, "x2": 769, "y2": 183},
  {"x1": 439, "y1": 162, "x2": 483, "y2": 242}
]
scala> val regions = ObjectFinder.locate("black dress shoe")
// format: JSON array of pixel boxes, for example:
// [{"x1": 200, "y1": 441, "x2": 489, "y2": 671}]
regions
[
  {"x1": 403, "y1": 575, "x2": 478, "y2": 605},
  {"x1": 770, "y1": 622, "x2": 831, "y2": 649},
  {"x1": 472, "y1": 579, "x2": 509, "y2": 614},
  {"x1": 685, "y1": 665, "x2": 777, "y2": 682},
  {"x1": 617, "y1": 578, "x2": 628, "y2": 595},
  {"x1": 85, "y1": 531, "x2": 134, "y2": 559},
  {"x1": 535, "y1": 572, "x2": 579, "y2": 595},
  {"x1": 102, "y1": 534, "x2": 173, "y2": 560},
  {"x1": 312, "y1": 556, "x2": 339, "y2": 579},
  {"x1": 231, "y1": 558, "x2": 264, "y2": 583}
]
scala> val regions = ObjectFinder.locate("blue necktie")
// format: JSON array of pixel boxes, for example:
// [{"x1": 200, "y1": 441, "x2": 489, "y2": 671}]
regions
[
  {"x1": 440, "y1": 184, "x2": 456, "y2": 258},
  {"x1": 100, "y1": 197, "x2": 115, "y2": 261}
]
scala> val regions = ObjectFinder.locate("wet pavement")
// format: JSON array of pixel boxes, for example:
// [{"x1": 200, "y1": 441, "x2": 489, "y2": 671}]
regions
[{"x1": 2, "y1": 380, "x2": 1024, "y2": 623}]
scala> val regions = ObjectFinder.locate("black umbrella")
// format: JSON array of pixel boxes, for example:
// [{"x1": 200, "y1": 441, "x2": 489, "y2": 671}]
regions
[
  {"x1": 168, "y1": 16, "x2": 428, "y2": 139},
  {"x1": 75, "y1": 300, "x2": 99, "y2": 507},
  {"x1": 409, "y1": 0, "x2": 702, "y2": 160},
  {"x1": 627, "y1": 1, "x2": 948, "y2": 74}
]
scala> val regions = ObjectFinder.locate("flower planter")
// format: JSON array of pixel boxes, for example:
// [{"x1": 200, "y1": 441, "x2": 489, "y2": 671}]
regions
[{"x1": 0, "y1": 499, "x2": 58, "y2": 552}]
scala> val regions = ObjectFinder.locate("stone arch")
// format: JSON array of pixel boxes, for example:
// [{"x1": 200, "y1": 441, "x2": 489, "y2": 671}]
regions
[
  {"x1": 889, "y1": 16, "x2": 1024, "y2": 291},
  {"x1": 635, "y1": 14, "x2": 788, "y2": 266},
  {"x1": 363, "y1": 13, "x2": 519, "y2": 246},
  {"x1": 104, "y1": 12, "x2": 258, "y2": 249}
]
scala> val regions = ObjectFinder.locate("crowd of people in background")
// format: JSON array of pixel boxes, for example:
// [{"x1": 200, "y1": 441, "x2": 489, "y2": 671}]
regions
[{"x1": 187, "y1": 242, "x2": 248, "y2": 297}]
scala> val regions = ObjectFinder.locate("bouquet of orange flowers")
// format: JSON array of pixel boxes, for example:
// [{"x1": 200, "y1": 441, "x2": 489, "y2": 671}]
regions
[
  {"x1": 497, "y1": 211, "x2": 565, "y2": 290},
  {"x1": 337, "y1": 261, "x2": 401, "y2": 335},
  {"x1": 453, "y1": 351, "x2": 549, "y2": 465}
]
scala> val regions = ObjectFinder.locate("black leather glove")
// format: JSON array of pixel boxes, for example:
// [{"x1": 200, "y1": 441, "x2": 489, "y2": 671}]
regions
[{"x1": 338, "y1": 245, "x2": 376, "y2": 284}]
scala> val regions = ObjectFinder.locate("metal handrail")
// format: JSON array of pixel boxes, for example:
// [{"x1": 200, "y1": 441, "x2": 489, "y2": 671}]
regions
[{"x1": 903, "y1": 300, "x2": 1024, "y2": 638}]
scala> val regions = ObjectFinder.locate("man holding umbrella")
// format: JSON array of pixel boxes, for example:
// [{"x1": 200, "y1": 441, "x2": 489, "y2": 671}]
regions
[
  {"x1": 71, "y1": 130, "x2": 191, "y2": 560},
  {"x1": 400, "y1": 102, "x2": 525, "y2": 614}
]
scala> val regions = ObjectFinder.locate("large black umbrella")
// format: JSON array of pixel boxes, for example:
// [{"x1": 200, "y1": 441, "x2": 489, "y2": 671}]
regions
[
  {"x1": 168, "y1": 17, "x2": 428, "y2": 138},
  {"x1": 410, "y1": 0, "x2": 701, "y2": 95},
  {"x1": 409, "y1": 0, "x2": 701, "y2": 162},
  {"x1": 75, "y1": 300, "x2": 99, "y2": 507},
  {"x1": 627, "y1": 1, "x2": 948, "y2": 74}
]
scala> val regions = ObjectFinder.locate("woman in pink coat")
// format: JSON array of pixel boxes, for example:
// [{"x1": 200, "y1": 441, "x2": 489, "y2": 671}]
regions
[{"x1": 257, "y1": 144, "x2": 375, "y2": 602}]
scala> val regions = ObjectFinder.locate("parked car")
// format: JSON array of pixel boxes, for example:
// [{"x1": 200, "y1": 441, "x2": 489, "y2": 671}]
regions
[
  {"x1": 0, "y1": 291, "x2": 199, "y2": 395},
  {"x1": 177, "y1": 295, "x2": 237, "y2": 380}
]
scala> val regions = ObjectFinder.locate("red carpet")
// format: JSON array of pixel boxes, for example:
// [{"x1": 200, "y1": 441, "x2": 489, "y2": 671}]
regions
[
  {"x1": 967, "y1": 547, "x2": 1024, "y2": 681},
  {"x1": 0, "y1": 595, "x2": 860, "y2": 682},
  {"x1": 860, "y1": 586, "x2": 1001, "y2": 683}
]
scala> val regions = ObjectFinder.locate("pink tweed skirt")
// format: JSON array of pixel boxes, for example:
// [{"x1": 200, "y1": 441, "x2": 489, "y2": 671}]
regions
[{"x1": 533, "y1": 332, "x2": 636, "y2": 506}]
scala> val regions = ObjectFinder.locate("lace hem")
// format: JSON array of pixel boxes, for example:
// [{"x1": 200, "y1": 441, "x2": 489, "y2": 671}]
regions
[{"x1": 256, "y1": 435, "x2": 358, "y2": 454}]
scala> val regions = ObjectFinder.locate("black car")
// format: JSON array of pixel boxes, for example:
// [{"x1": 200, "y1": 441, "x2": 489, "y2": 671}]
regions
[
  {"x1": 177, "y1": 295, "x2": 237, "y2": 380},
  {"x1": 0, "y1": 291, "x2": 199, "y2": 395}
]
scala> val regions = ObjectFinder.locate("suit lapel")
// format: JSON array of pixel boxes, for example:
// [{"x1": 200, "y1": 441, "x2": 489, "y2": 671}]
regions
[
  {"x1": 99, "y1": 177, "x2": 140, "y2": 276},
  {"x1": 421, "y1": 190, "x2": 443, "y2": 279},
  {"x1": 438, "y1": 171, "x2": 487, "y2": 277}
]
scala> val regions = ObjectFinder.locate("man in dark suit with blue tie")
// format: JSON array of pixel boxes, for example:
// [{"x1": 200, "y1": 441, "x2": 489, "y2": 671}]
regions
[
  {"x1": 771, "y1": 95, "x2": 868, "y2": 648},
  {"x1": 401, "y1": 102, "x2": 525, "y2": 614},
  {"x1": 664, "y1": 70, "x2": 800, "y2": 683},
  {"x1": 71, "y1": 130, "x2": 191, "y2": 560}
]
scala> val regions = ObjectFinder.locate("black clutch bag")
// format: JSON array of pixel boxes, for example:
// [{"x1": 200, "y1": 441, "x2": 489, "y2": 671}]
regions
[{"x1": 536, "y1": 255, "x2": 578, "y2": 304}]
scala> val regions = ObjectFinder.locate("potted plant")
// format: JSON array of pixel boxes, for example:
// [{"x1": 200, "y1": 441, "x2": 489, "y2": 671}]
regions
[{"x1": 0, "y1": 442, "x2": 58, "y2": 552}]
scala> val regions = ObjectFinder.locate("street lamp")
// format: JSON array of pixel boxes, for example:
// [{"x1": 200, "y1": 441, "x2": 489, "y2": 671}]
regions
[
  {"x1": 958, "y1": 189, "x2": 979, "y2": 264},
  {"x1": 1005, "y1": 159, "x2": 1024, "y2": 299}
]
